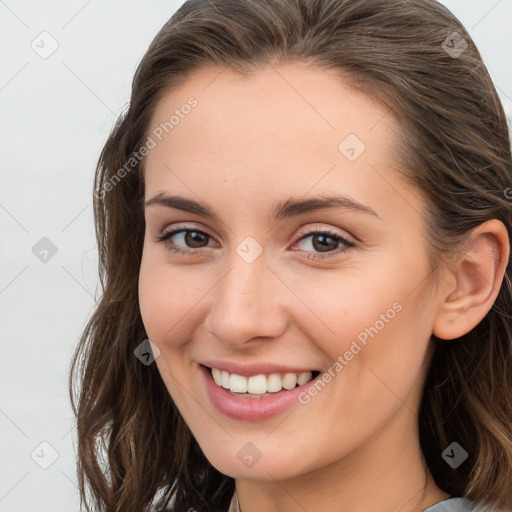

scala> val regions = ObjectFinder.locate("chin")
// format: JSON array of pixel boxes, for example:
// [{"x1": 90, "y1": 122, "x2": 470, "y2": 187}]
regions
[{"x1": 198, "y1": 441, "x2": 309, "y2": 481}]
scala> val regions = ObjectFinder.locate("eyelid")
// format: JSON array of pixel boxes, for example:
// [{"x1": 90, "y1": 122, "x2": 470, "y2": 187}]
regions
[
  {"x1": 155, "y1": 223, "x2": 218, "y2": 245},
  {"x1": 293, "y1": 224, "x2": 355, "y2": 244},
  {"x1": 155, "y1": 222, "x2": 356, "y2": 259},
  {"x1": 157, "y1": 222, "x2": 216, "y2": 239},
  {"x1": 156, "y1": 223, "x2": 353, "y2": 243}
]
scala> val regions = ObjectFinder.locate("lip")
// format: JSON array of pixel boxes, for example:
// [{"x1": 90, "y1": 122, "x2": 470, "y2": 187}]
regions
[
  {"x1": 199, "y1": 363, "x2": 321, "y2": 422},
  {"x1": 199, "y1": 359, "x2": 317, "y2": 377}
]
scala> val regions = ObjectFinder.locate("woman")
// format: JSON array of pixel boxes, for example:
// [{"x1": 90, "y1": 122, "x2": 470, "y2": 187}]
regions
[{"x1": 70, "y1": 0, "x2": 512, "y2": 511}]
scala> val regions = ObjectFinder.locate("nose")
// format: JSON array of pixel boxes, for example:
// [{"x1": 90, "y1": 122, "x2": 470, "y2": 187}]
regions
[{"x1": 204, "y1": 248, "x2": 288, "y2": 347}]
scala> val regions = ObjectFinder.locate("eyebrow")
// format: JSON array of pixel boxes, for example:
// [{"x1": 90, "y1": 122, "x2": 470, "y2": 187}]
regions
[{"x1": 144, "y1": 192, "x2": 380, "y2": 220}]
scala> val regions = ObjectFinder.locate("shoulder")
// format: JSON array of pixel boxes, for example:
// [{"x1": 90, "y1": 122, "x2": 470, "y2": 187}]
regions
[{"x1": 423, "y1": 496, "x2": 506, "y2": 512}]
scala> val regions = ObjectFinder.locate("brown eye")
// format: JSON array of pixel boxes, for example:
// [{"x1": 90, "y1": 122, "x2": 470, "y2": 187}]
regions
[
  {"x1": 183, "y1": 230, "x2": 210, "y2": 248},
  {"x1": 293, "y1": 229, "x2": 355, "y2": 260},
  {"x1": 311, "y1": 234, "x2": 340, "y2": 252},
  {"x1": 157, "y1": 228, "x2": 215, "y2": 254}
]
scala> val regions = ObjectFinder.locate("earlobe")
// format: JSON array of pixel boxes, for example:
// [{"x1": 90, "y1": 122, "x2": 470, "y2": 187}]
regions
[{"x1": 432, "y1": 219, "x2": 510, "y2": 341}]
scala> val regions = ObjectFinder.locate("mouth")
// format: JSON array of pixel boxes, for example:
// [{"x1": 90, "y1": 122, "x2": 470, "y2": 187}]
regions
[{"x1": 203, "y1": 365, "x2": 321, "y2": 398}]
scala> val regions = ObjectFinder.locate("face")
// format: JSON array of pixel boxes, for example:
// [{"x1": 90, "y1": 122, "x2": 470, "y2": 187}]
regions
[{"x1": 138, "y1": 63, "x2": 443, "y2": 481}]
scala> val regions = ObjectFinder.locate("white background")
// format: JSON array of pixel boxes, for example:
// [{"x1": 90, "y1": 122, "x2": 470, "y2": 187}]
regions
[{"x1": 1, "y1": 1, "x2": 511, "y2": 510}]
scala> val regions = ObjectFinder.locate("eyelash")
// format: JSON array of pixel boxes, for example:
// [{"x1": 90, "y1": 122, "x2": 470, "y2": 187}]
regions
[{"x1": 155, "y1": 226, "x2": 355, "y2": 260}]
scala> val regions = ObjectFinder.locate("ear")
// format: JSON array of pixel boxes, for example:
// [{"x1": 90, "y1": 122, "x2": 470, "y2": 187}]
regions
[{"x1": 433, "y1": 219, "x2": 510, "y2": 340}]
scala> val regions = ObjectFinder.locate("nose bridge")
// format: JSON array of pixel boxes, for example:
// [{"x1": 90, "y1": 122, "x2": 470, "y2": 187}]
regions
[{"x1": 205, "y1": 246, "x2": 286, "y2": 345}]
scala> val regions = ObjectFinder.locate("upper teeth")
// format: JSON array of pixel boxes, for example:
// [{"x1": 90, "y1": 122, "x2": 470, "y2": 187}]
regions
[{"x1": 210, "y1": 368, "x2": 313, "y2": 395}]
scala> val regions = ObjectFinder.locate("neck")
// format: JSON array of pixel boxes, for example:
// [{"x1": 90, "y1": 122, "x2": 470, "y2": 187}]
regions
[{"x1": 234, "y1": 404, "x2": 450, "y2": 512}]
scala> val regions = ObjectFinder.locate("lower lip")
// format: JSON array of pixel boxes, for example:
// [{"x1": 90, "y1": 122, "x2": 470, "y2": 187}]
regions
[{"x1": 200, "y1": 364, "x2": 319, "y2": 422}]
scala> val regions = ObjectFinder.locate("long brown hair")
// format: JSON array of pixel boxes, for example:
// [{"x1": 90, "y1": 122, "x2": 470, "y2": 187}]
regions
[{"x1": 69, "y1": 1, "x2": 512, "y2": 511}]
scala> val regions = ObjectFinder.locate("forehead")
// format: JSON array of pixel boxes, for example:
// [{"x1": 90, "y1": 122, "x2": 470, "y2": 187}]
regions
[
  {"x1": 147, "y1": 62, "x2": 394, "y2": 152},
  {"x1": 143, "y1": 63, "x2": 418, "y2": 223}
]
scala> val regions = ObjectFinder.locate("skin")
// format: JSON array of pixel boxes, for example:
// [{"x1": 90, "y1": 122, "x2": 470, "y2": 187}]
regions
[{"x1": 138, "y1": 63, "x2": 509, "y2": 512}]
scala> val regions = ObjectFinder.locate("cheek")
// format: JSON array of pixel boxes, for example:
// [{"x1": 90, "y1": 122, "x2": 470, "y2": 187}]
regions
[
  {"x1": 283, "y1": 268, "x2": 405, "y2": 357},
  {"x1": 138, "y1": 259, "x2": 168, "y2": 341},
  {"x1": 290, "y1": 266, "x2": 433, "y2": 399},
  {"x1": 138, "y1": 253, "x2": 200, "y2": 344},
  {"x1": 336, "y1": 289, "x2": 433, "y2": 414},
  {"x1": 138, "y1": 257, "x2": 203, "y2": 405}
]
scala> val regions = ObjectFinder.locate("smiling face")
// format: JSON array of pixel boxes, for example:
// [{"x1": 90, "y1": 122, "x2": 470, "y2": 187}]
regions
[{"x1": 138, "y1": 62, "x2": 445, "y2": 482}]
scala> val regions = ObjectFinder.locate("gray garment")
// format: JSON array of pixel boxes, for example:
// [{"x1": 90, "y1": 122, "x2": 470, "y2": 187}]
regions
[
  {"x1": 227, "y1": 494, "x2": 496, "y2": 511},
  {"x1": 423, "y1": 496, "x2": 491, "y2": 512}
]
